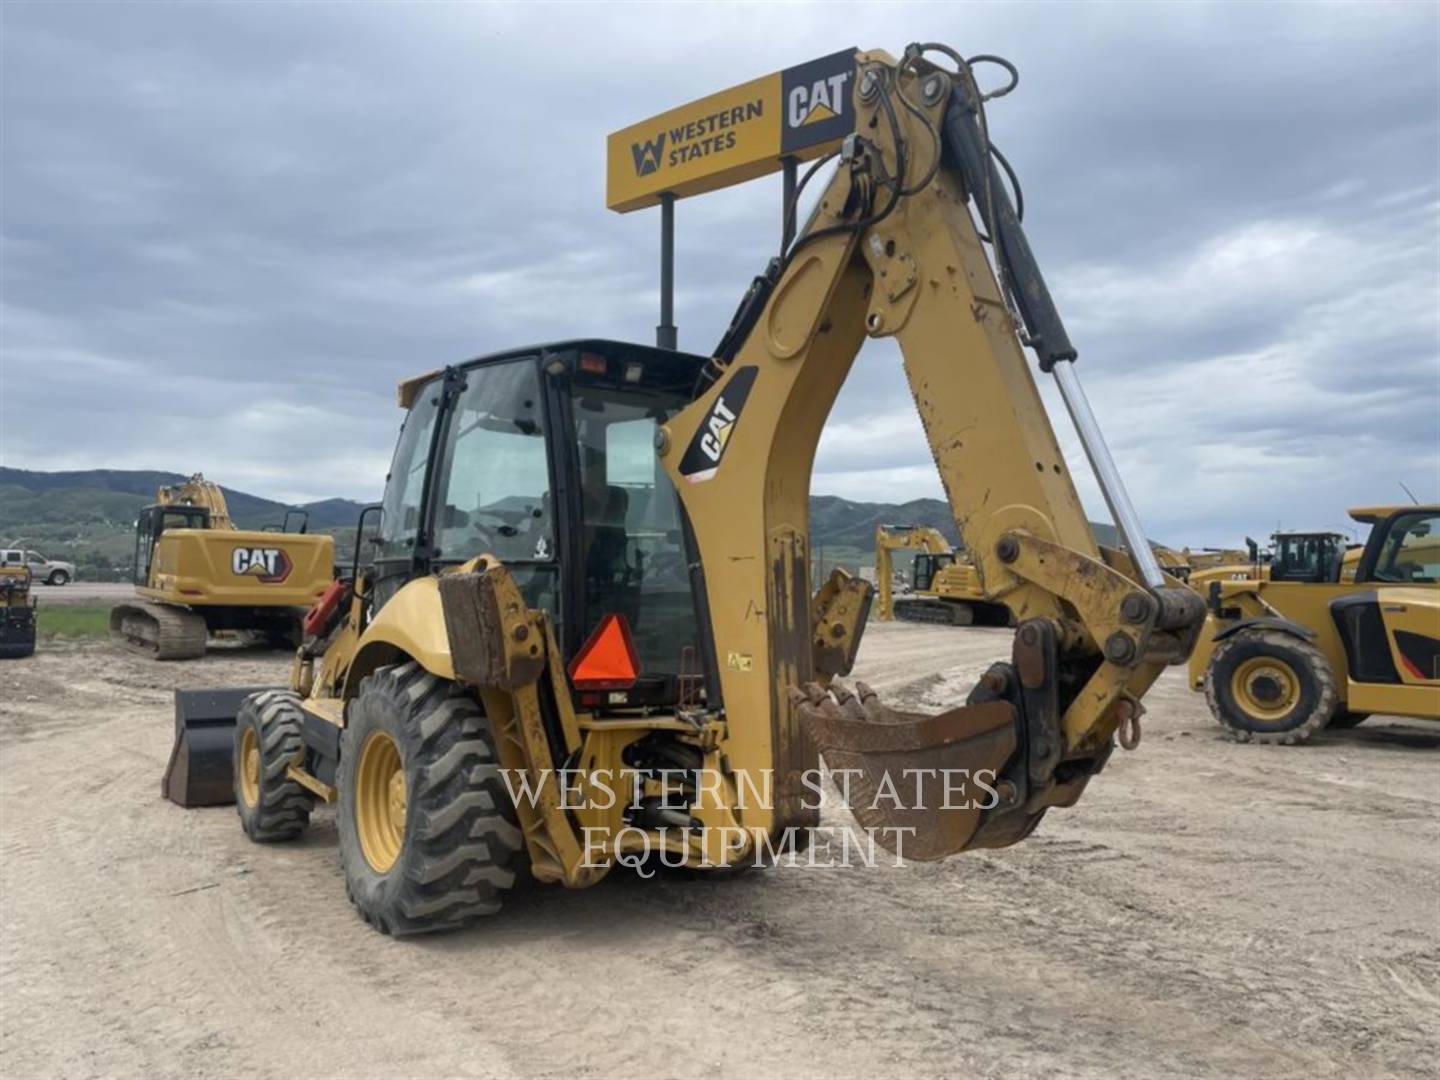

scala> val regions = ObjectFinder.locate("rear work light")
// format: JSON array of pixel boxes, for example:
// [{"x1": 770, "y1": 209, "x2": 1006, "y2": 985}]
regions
[{"x1": 568, "y1": 613, "x2": 640, "y2": 690}]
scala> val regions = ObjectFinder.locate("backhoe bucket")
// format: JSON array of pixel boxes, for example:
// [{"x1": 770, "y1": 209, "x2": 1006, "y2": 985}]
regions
[
  {"x1": 796, "y1": 686, "x2": 1019, "y2": 861},
  {"x1": 162, "y1": 686, "x2": 275, "y2": 807}
]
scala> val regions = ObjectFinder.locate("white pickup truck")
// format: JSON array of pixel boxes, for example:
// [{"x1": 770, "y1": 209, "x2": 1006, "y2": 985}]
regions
[{"x1": 0, "y1": 549, "x2": 76, "y2": 585}]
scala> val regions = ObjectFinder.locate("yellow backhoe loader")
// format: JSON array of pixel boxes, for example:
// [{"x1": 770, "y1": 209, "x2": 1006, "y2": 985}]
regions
[
  {"x1": 873, "y1": 524, "x2": 1010, "y2": 625},
  {"x1": 1190, "y1": 506, "x2": 1440, "y2": 743},
  {"x1": 0, "y1": 558, "x2": 36, "y2": 659},
  {"x1": 111, "y1": 473, "x2": 335, "y2": 660},
  {"x1": 166, "y1": 44, "x2": 1203, "y2": 935}
]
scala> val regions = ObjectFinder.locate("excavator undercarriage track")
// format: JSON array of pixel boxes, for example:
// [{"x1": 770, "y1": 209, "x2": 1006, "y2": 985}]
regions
[
  {"x1": 110, "y1": 600, "x2": 208, "y2": 660},
  {"x1": 893, "y1": 598, "x2": 975, "y2": 626}
]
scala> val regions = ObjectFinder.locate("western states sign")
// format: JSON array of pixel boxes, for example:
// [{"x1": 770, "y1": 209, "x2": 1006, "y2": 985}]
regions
[{"x1": 606, "y1": 49, "x2": 858, "y2": 213}]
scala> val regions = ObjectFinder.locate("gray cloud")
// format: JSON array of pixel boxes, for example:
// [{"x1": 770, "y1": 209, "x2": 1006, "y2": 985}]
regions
[{"x1": 2, "y1": 2, "x2": 1436, "y2": 545}]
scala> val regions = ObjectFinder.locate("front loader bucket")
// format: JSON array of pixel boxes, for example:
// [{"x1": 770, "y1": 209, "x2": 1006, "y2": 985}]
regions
[
  {"x1": 796, "y1": 687, "x2": 1019, "y2": 861},
  {"x1": 162, "y1": 686, "x2": 276, "y2": 807}
]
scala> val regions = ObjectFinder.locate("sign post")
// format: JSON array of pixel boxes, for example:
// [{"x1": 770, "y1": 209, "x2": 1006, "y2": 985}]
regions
[{"x1": 607, "y1": 49, "x2": 859, "y2": 348}]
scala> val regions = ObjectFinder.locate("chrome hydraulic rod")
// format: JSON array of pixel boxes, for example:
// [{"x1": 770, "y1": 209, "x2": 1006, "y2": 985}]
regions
[
  {"x1": 941, "y1": 77, "x2": 1165, "y2": 589},
  {"x1": 1051, "y1": 360, "x2": 1165, "y2": 589}
]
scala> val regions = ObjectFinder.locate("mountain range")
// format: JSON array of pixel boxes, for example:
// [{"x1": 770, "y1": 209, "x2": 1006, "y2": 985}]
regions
[{"x1": 0, "y1": 467, "x2": 1128, "y2": 576}]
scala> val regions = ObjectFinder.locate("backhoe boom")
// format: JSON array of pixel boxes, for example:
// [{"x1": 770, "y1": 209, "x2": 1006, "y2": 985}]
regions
[{"x1": 661, "y1": 46, "x2": 1203, "y2": 852}]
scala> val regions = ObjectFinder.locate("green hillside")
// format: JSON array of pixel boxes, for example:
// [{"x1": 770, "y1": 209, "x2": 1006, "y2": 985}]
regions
[
  {"x1": 0, "y1": 468, "x2": 1156, "y2": 582},
  {"x1": 0, "y1": 468, "x2": 371, "y2": 579}
]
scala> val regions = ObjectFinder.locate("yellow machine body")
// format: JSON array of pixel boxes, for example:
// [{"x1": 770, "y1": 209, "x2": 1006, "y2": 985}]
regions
[
  {"x1": 139, "y1": 528, "x2": 334, "y2": 609},
  {"x1": 1189, "y1": 505, "x2": 1440, "y2": 741},
  {"x1": 180, "y1": 45, "x2": 1207, "y2": 936},
  {"x1": 113, "y1": 473, "x2": 334, "y2": 660},
  {"x1": 0, "y1": 563, "x2": 36, "y2": 659},
  {"x1": 872, "y1": 524, "x2": 1008, "y2": 626}
]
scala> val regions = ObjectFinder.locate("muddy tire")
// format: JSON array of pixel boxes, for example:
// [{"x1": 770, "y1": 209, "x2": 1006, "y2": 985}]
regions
[
  {"x1": 234, "y1": 690, "x2": 315, "y2": 841},
  {"x1": 337, "y1": 662, "x2": 522, "y2": 937},
  {"x1": 1204, "y1": 629, "x2": 1337, "y2": 745},
  {"x1": 1327, "y1": 710, "x2": 1370, "y2": 729}
]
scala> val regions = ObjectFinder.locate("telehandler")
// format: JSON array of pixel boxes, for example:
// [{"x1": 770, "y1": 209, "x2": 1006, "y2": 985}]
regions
[
  {"x1": 1191, "y1": 505, "x2": 1440, "y2": 743},
  {"x1": 167, "y1": 44, "x2": 1203, "y2": 935},
  {"x1": 873, "y1": 524, "x2": 1010, "y2": 625},
  {"x1": 111, "y1": 473, "x2": 334, "y2": 659}
]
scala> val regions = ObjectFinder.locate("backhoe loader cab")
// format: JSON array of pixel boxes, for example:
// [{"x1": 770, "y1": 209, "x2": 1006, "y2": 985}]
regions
[{"x1": 375, "y1": 340, "x2": 707, "y2": 706}]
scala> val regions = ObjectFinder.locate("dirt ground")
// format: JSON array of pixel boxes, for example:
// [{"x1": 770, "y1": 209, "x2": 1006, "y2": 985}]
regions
[{"x1": 1, "y1": 623, "x2": 1436, "y2": 1079}]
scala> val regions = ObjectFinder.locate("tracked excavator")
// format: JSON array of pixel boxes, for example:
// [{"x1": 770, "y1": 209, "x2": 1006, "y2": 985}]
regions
[
  {"x1": 111, "y1": 474, "x2": 334, "y2": 660},
  {"x1": 873, "y1": 524, "x2": 1010, "y2": 626},
  {"x1": 165, "y1": 44, "x2": 1203, "y2": 935}
]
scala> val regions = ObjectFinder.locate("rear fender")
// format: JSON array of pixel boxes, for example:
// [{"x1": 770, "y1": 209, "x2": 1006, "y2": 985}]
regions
[
  {"x1": 1212, "y1": 616, "x2": 1315, "y2": 644},
  {"x1": 341, "y1": 576, "x2": 455, "y2": 699}
]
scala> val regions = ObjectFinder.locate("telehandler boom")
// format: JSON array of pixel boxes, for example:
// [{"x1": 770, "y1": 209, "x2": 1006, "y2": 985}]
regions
[{"x1": 171, "y1": 44, "x2": 1203, "y2": 935}]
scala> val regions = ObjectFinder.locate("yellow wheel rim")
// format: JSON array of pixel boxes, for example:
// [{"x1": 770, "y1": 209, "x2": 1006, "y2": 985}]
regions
[
  {"x1": 356, "y1": 730, "x2": 406, "y2": 874},
  {"x1": 1231, "y1": 656, "x2": 1300, "y2": 721},
  {"x1": 239, "y1": 726, "x2": 261, "y2": 808}
]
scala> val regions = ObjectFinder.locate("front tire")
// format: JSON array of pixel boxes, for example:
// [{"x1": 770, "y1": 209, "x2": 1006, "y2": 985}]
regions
[
  {"x1": 337, "y1": 662, "x2": 522, "y2": 936},
  {"x1": 47, "y1": 571, "x2": 69, "y2": 586},
  {"x1": 234, "y1": 690, "x2": 315, "y2": 840},
  {"x1": 1204, "y1": 629, "x2": 1337, "y2": 745}
]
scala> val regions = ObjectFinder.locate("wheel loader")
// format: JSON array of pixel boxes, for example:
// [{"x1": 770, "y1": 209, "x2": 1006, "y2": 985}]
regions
[
  {"x1": 873, "y1": 524, "x2": 1010, "y2": 626},
  {"x1": 165, "y1": 43, "x2": 1204, "y2": 935},
  {"x1": 0, "y1": 559, "x2": 36, "y2": 659},
  {"x1": 1190, "y1": 506, "x2": 1440, "y2": 743},
  {"x1": 1186, "y1": 533, "x2": 1364, "y2": 593},
  {"x1": 110, "y1": 473, "x2": 335, "y2": 660}
]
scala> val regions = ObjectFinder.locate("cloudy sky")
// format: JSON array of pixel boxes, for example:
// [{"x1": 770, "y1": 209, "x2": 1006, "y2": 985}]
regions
[{"x1": 2, "y1": 2, "x2": 1436, "y2": 545}]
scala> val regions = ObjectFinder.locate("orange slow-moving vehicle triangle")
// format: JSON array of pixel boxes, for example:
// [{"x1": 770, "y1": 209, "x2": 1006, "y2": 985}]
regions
[{"x1": 568, "y1": 613, "x2": 640, "y2": 689}]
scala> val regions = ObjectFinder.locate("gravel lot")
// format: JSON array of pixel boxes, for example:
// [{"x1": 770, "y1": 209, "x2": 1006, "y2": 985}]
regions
[{"x1": 1, "y1": 622, "x2": 1436, "y2": 1079}]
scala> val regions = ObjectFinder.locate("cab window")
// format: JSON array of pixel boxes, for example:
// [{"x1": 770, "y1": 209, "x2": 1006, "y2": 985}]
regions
[
  {"x1": 1372, "y1": 513, "x2": 1440, "y2": 583},
  {"x1": 432, "y1": 360, "x2": 551, "y2": 565},
  {"x1": 431, "y1": 360, "x2": 558, "y2": 620},
  {"x1": 571, "y1": 383, "x2": 696, "y2": 678},
  {"x1": 373, "y1": 380, "x2": 442, "y2": 608}
]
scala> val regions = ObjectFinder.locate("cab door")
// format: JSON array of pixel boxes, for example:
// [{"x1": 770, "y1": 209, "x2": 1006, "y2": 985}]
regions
[{"x1": 1337, "y1": 509, "x2": 1440, "y2": 713}]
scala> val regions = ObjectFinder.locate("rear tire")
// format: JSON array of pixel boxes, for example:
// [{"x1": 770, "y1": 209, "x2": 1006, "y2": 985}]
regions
[
  {"x1": 0, "y1": 641, "x2": 35, "y2": 659},
  {"x1": 234, "y1": 690, "x2": 315, "y2": 841},
  {"x1": 337, "y1": 662, "x2": 522, "y2": 936},
  {"x1": 1204, "y1": 629, "x2": 1337, "y2": 745}
]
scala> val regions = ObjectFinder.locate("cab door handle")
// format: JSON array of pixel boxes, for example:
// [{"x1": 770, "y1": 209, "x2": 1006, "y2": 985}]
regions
[{"x1": 1383, "y1": 604, "x2": 1407, "y2": 613}]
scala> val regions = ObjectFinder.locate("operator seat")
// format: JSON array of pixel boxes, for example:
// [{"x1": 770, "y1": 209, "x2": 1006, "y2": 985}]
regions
[{"x1": 586, "y1": 485, "x2": 632, "y2": 588}]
